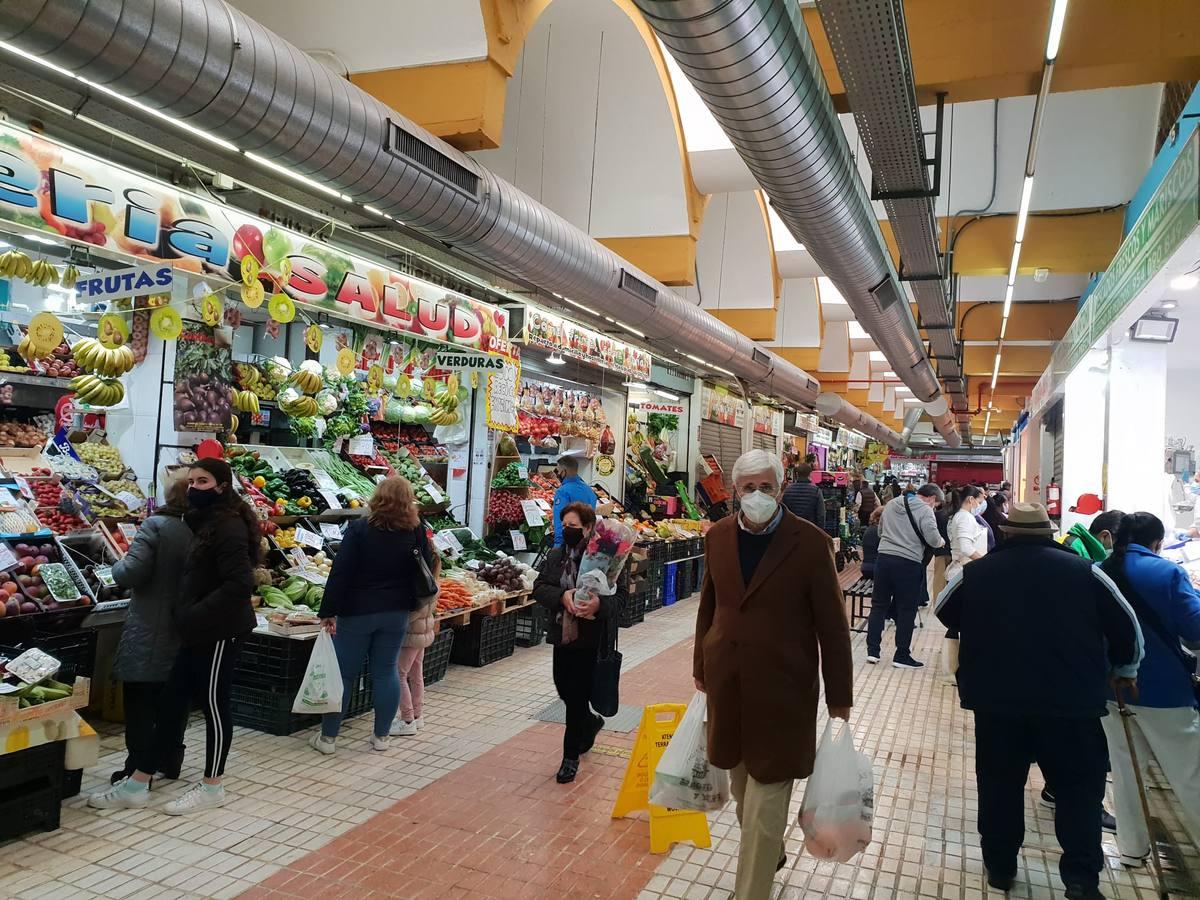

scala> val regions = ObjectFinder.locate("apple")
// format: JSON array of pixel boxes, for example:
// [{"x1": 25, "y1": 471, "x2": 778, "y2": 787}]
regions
[{"x1": 18, "y1": 556, "x2": 33, "y2": 569}]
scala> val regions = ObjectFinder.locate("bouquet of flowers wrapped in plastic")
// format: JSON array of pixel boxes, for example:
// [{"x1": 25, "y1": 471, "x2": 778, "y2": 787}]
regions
[{"x1": 574, "y1": 517, "x2": 637, "y2": 604}]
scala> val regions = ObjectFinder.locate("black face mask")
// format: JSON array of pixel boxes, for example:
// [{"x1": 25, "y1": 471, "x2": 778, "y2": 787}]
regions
[
  {"x1": 562, "y1": 526, "x2": 584, "y2": 547},
  {"x1": 187, "y1": 486, "x2": 222, "y2": 509}
]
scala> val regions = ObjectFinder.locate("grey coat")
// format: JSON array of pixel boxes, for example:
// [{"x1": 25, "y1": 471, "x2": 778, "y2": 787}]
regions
[{"x1": 111, "y1": 511, "x2": 193, "y2": 682}]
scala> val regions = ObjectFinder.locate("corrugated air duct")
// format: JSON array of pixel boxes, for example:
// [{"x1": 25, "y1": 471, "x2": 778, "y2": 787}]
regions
[
  {"x1": 815, "y1": 393, "x2": 905, "y2": 451},
  {"x1": 632, "y1": 0, "x2": 960, "y2": 448},
  {"x1": 0, "y1": 0, "x2": 901, "y2": 445}
]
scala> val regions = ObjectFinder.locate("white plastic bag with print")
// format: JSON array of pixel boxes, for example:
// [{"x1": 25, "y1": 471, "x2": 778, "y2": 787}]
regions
[
  {"x1": 798, "y1": 720, "x2": 874, "y2": 862},
  {"x1": 291, "y1": 630, "x2": 344, "y2": 714},
  {"x1": 649, "y1": 692, "x2": 730, "y2": 812}
]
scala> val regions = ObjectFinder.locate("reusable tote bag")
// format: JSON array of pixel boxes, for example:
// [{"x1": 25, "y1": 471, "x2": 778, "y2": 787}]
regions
[{"x1": 292, "y1": 630, "x2": 344, "y2": 714}]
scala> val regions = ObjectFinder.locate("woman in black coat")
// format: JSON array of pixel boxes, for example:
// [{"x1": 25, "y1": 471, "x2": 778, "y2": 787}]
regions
[{"x1": 532, "y1": 502, "x2": 625, "y2": 784}]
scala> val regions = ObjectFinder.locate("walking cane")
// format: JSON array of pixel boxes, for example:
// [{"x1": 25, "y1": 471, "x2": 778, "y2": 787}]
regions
[{"x1": 1111, "y1": 678, "x2": 1170, "y2": 899}]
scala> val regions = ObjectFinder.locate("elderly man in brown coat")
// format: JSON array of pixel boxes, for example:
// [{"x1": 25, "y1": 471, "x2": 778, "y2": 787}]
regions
[{"x1": 695, "y1": 448, "x2": 854, "y2": 899}]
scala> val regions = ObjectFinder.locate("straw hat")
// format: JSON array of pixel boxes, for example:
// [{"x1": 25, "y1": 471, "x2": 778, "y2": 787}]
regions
[{"x1": 999, "y1": 501, "x2": 1055, "y2": 536}]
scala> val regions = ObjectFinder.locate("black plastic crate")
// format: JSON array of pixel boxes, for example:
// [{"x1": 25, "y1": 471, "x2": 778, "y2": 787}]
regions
[
  {"x1": 235, "y1": 633, "x2": 313, "y2": 687},
  {"x1": 620, "y1": 590, "x2": 647, "y2": 628},
  {"x1": 21, "y1": 628, "x2": 98, "y2": 681},
  {"x1": 0, "y1": 741, "x2": 64, "y2": 840},
  {"x1": 515, "y1": 605, "x2": 547, "y2": 647},
  {"x1": 450, "y1": 611, "x2": 517, "y2": 667},
  {"x1": 230, "y1": 660, "x2": 372, "y2": 736},
  {"x1": 646, "y1": 541, "x2": 667, "y2": 562},
  {"x1": 678, "y1": 563, "x2": 695, "y2": 599},
  {"x1": 646, "y1": 585, "x2": 664, "y2": 612},
  {"x1": 423, "y1": 627, "x2": 454, "y2": 686},
  {"x1": 62, "y1": 768, "x2": 82, "y2": 799}
]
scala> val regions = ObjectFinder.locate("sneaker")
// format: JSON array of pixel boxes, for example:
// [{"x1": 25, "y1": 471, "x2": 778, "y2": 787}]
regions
[
  {"x1": 389, "y1": 719, "x2": 418, "y2": 737},
  {"x1": 413, "y1": 717, "x2": 424, "y2": 731},
  {"x1": 866, "y1": 655, "x2": 880, "y2": 664},
  {"x1": 1101, "y1": 808, "x2": 1117, "y2": 834},
  {"x1": 88, "y1": 776, "x2": 150, "y2": 810},
  {"x1": 309, "y1": 733, "x2": 337, "y2": 755},
  {"x1": 1063, "y1": 886, "x2": 1104, "y2": 900},
  {"x1": 162, "y1": 783, "x2": 225, "y2": 816},
  {"x1": 556, "y1": 757, "x2": 580, "y2": 784},
  {"x1": 893, "y1": 656, "x2": 925, "y2": 669},
  {"x1": 1040, "y1": 787, "x2": 1056, "y2": 809},
  {"x1": 371, "y1": 735, "x2": 390, "y2": 751}
]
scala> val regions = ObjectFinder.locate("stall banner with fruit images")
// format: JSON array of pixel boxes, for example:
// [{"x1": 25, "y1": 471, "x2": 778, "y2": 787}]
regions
[
  {"x1": 521, "y1": 306, "x2": 651, "y2": 380},
  {"x1": 0, "y1": 124, "x2": 514, "y2": 358},
  {"x1": 173, "y1": 322, "x2": 233, "y2": 433}
]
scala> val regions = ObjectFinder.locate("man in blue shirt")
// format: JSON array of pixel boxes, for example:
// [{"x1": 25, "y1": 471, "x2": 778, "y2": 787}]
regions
[{"x1": 552, "y1": 455, "x2": 597, "y2": 546}]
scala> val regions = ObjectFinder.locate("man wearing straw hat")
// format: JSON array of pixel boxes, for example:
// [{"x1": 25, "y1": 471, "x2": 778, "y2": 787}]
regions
[{"x1": 935, "y1": 502, "x2": 1144, "y2": 900}]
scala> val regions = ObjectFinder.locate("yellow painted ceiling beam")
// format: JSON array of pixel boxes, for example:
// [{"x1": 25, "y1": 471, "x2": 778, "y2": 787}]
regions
[
  {"x1": 708, "y1": 308, "x2": 777, "y2": 342},
  {"x1": 596, "y1": 235, "x2": 698, "y2": 287},
  {"x1": 803, "y1": 0, "x2": 1200, "y2": 110},
  {"x1": 963, "y1": 345, "x2": 1052, "y2": 377},
  {"x1": 957, "y1": 301, "x2": 1077, "y2": 342},
  {"x1": 773, "y1": 347, "x2": 822, "y2": 374}
]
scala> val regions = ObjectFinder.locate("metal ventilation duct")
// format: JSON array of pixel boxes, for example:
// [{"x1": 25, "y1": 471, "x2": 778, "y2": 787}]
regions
[
  {"x1": 814, "y1": 0, "x2": 969, "y2": 435},
  {"x1": 0, "y1": 0, "x2": 901, "y2": 444},
  {"x1": 815, "y1": 393, "x2": 904, "y2": 451},
  {"x1": 632, "y1": 0, "x2": 960, "y2": 448},
  {"x1": 899, "y1": 408, "x2": 923, "y2": 447}
]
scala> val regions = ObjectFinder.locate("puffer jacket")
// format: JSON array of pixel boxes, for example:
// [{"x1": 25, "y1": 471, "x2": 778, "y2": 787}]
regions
[
  {"x1": 176, "y1": 504, "x2": 257, "y2": 646},
  {"x1": 111, "y1": 510, "x2": 192, "y2": 681},
  {"x1": 404, "y1": 599, "x2": 436, "y2": 649}
]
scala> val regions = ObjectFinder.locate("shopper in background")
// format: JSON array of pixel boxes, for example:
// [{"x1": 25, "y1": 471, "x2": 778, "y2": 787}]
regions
[
  {"x1": 694, "y1": 449, "x2": 853, "y2": 900},
  {"x1": 392, "y1": 585, "x2": 436, "y2": 737},
  {"x1": 937, "y1": 486, "x2": 989, "y2": 685},
  {"x1": 866, "y1": 484, "x2": 945, "y2": 669},
  {"x1": 781, "y1": 462, "x2": 825, "y2": 528},
  {"x1": 928, "y1": 500, "x2": 952, "y2": 605},
  {"x1": 857, "y1": 481, "x2": 879, "y2": 524},
  {"x1": 975, "y1": 500, "x2": 997, "y2": 552},
  {"x1": 90, "y1": 479, "x2": 192, "y2": 804},
  {"x1": 314, "y1": 476, "x2": 438, "y2": 755},
  {"x1": 861, "y1": 506, "x2": 883, "y2": 580},
  {"x1": 533, "y1": 501, "x2": 623, "y2": 784},
  {"x1": 1097, "y1": 512, "x2": 1200, "y2": 868},
  {"x1": 1065, "y1": 509, "x2": 1124, "y2": 562},
  {"x1": 94, "y1": 459, "x2": 261, "y2": 815},
  {"x1": 935, "y1": 502, "x2": 1143, "y2": 899},
  {"x1": 552, "y1": 455, "x2": 597, "y2": 546},
  {"x1": 982, "y1": 491, "x2": 1010, "y2": 543}
]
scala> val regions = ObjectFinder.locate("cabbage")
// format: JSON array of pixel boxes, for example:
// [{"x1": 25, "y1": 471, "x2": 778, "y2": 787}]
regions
[{"x1": 315, "y1": 390, "x2": 339, "y2": 415}]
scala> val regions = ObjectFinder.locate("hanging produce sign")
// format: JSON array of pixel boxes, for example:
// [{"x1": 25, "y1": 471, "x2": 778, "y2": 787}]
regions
[
  {"x1": 172, "y1": 322, "x2": 234, "y2": 433},
  {"x1": 635, "y1": 401, "x2": 685, "y2": 414},
  {"x1": 486, "y1": 360, "x2": 521, "y2": 433},
  {"x1": 751, "y1": 405, "x2": 777, "y2": 435},
  {"x1": 809, "y1": 427, "x2": 833, "y2": 447},
  {"x1": 73, "y1": 264, "x2": 174, "y2": 304},
  {"x1": 521, "y1": 306, "x2": 650, "y2": 379},
  {"x1": 700, "y1": 384, "x2": 745, "y2": 428},
  {"x1": 0, "y1": 123, "x2": 514, "y2": 358},
  {"x1": 434, "y1": 350, "x2": 507, "y2": 372}
]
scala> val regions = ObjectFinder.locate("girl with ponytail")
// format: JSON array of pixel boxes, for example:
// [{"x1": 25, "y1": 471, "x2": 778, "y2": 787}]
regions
[{"x1": 1098, "y1": 511, "x2": 1200, "y2": 867}]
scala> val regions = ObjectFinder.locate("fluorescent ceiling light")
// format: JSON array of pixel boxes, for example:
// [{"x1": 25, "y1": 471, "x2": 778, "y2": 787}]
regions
[
  {"x1": 1002, "y1": 283, "x2": 1014, "y2": 320},
  {"x1": 547, "y1": 352, "x2": 566, "y2": 366},
  {"x1": 1160, "y1": 299, "x2": 1179, "y2": 310},
  {"x1": 894, "y1": 386, "x2": 912, "y2": 395},
  {"x1": 1045, "y1": 0, "x2": 1069, "y2": 61},
  {"x1": 902, "y1": 397, "x2": 920, "y2": 404},
  {"x1": 1008, "y1": 242, "x2": 1022, "y2": 286},
  {"x1": 991, "y1": 353, "x2": 1002, "y2": 389},
  {"x1": 684, "y1": 353, "x2": 709, "y2": 366},
  {"x1": 362, "y1": 204, "x2": 386, "y2": 216},
  {"x1": 999, "y1": 315, "x2": 1009, "y2": 340},
  {"x1": 245, "y1": 152, "x2": 343, "y2": 200},
  {"x1": 654, "y1": 390, "x2": 680, "y2": 401},
  {"x1": 623, "y1": 381, "x2": 650, "y2": 390},
  {"x1": 710, "y1": 363, "x2": 737, "y2": 378},
  {"x1": 560, "y1": 296, "x2": 594, "y2": 314},
  {"x1": 1015, "y1": 176, "x2": 1034, "y2": 242},
  {"x1": 1170, "y1": 273, "x2": 1199, "y2": 291},
  {"x1": 984, "y1": 411, "x2": 992, "y2": 432},
  {"x1": 26, "y1": 234, "x2": 58, "y2": 245},
  {"x1": 613, "y1": 320, "x2": 646, "y2": 339}
]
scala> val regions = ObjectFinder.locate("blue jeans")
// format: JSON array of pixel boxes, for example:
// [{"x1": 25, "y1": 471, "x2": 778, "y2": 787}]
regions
[
  {"x1": 866, "y1": 553, "x2": 925, "y2": 660},
  {"x1": 321, "y1": 611, "x2": 409, "y2": 739}
]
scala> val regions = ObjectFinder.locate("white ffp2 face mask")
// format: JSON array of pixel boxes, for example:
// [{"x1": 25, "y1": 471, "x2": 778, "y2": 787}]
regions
[{"x1": 740, "y1": 490, "x2": 778, "y2": 524}]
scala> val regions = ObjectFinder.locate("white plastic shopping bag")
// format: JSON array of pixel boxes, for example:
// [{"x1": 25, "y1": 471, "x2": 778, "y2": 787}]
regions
[
  {"x1": 649, "y1": 691, "x2": 730, "y2": 811},
  {"x1": 291, "y1": 630, "x2": 344, "y2": 714},
  {"x1": 798, "y1": 720, "x2": 874, "y2": 862}
]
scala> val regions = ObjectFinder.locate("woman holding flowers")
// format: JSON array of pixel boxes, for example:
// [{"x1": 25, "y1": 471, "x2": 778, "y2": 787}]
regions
[{"x1": 533, "y1": 501, "x2": 630, "y2": 783}]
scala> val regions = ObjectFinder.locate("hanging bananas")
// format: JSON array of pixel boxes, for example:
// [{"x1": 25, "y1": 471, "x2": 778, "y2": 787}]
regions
[
  {"x1": 69, "y1": 374, "x2": 125, "y2": 407},
  {"x1": 0, "y1": 251, "x2": 59, "y2": 286},
  {"x1": 287, "y1": 359, "x2": 324, "y2": 394},
  {"x1": 426, "y1": 378, "x2": 463, "y2": 426},
  {"x1": 71, "y1": 337, "x2": 136, "y2": 376},
  {"x1": 60, "y1": 265, "x2": 80, "y2": 289},
  {"x1": 233, "y1": 389, "x2": 260, "y2": 415}
]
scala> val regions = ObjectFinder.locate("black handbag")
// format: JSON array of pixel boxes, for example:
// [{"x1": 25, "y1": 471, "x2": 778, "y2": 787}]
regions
[
  {"x1": 413, "y1": 525, "x2": 439, "y2": 604},
  {"x1": 591, "y1": 610, "x2": 623, "y2": 718}
]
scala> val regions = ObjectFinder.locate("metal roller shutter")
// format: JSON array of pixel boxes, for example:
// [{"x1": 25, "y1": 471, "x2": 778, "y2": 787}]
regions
[
  {"x1": 700, "y1": 420, "x2": 743, "y2": 494},
  {"x1": 751, "y1": 432, "x2": 778, "y2": 454}
]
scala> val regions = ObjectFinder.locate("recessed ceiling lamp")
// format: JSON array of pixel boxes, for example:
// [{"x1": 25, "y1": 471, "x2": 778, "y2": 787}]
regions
[
  {"x1": 547, "y1": 352, "x2": 566, "y2": 366},
  {"x1": 654, "y1": 390, "x2": 680, "y2": 401},
  {"x1": 1170, "y1": 273, "x2": 1199, "y2": 291},
  {"x1": 623, "y1": 381, "x2": 649, "y2": 389},
  {"x1": 1160, "y1": 299, "x2": 1178, "y2": 310}
]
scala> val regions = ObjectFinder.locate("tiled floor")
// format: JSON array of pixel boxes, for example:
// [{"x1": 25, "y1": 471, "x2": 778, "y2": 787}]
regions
[{"x1": 1, "y1": 573, "x2": 1196, "y2": 899}]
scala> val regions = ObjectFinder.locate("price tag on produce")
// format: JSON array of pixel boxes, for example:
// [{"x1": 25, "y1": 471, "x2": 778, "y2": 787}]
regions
[
  {"x1": 319, "y1": 489, "x2": 343, "y2": 510},
  {"x1": 520, "y1": 499, "x2": 545, "y2": 527},
  {"x1": 319, "y1": 523, "x2": 343, "y2": 540},
  {"x1": 288, "y1": 548, "x2": 310, "y2": 570},
  {"x1": 92, "y1": 564, "x2": 116, "y2": 588},
  {"x1": 293, "y1": 527, "x2": 323, "y2": 550},
  {"x1": 424, "y1": 482, "x2": 444, "y2": 504},
  {"x1": 509, "y1": 530, "x2": 527, "y2": 552},
  {"x1": 516, "y1": 464, "x2": 528, "y2": 481},
  {"x1": 14, "y1": 476, "x2": 31, "y2": 500},
  {"x1": 119, "y1": 523, "x2": 138, "y2": 541},
  {"x1": 313, "y1": 471, "x2": 339, "y2": 492},
  {"x1": 348, "y1": 434, "x2": 375, "y2": 457},
  {"x1": 0, "y1": 488, "x2": 19, "y2": 510},
  {"x1": 115, "y1": 490, "x2": 146, "y2": 512},
  {"x1": 433, "y1": 529, "x2": 463, "y2": 557},
  {"x1": 0, "y1": 543, "x2": 18, "y2": 572},
  {"x1": 333, "y1": 438, "x2": 345, "y2": 454},
  {"x1": 535, "y1": 498, "x2": 552, "y2": 512},
  {"x1": 465, "y1": 559, "x2": 482, "y2": 571}
]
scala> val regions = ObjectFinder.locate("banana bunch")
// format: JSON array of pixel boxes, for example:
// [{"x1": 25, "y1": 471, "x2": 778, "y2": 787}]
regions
[
  {"x1": 0, "y1": 250, "x2": 33, "y2": 280},
  {"x1": 288, "y1": 359, "x2": 324, "y2": 395},
  {"x1": 72, "y1": 337, "x2": 136, "y2": 376},
  {"x1": 428, "y1": 375, "x2": 462, "y2": 425},
  {"x1": 70, "y1": 374, "x2": 125, "y2": 406},
  {"x1": 17, "y1": 334, "x2": 37, "y2": 361},
  {"x1": 61, "y1": 265, "x2": 80, "y2": 289},
  {"x1": 280, "y1": 394, "x2": 319, "y2": 417},
  {"x1": 229, "y1": 414, "x2": 239, "y2": 433},
  {"x1": 233, "y1": 362, "x2": 276, "y2": 400},
  {"x1": 233, "y1": 389, "x2": 260, "y2": 414}
]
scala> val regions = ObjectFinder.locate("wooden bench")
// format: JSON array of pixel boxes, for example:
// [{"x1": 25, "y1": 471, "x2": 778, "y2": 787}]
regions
[{"x1": 843, "y1": 576, "x2": 924, "y2": 634}]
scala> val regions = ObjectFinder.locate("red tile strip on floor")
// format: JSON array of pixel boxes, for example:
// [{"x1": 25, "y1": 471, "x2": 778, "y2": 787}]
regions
[{"x1": 238, "y1": 634, "x2": 698, "y2": 900}]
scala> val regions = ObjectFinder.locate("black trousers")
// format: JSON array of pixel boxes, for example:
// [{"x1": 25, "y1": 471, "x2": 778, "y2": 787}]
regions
[
  {"x1": 973, "y1": 712, "x2": 1107, "y2": 889},
  {"x1": 122, "y1": 681, "x2": 187, "y2": 779},
  {"x1": 552, "y1": 643, "x2": 599, "y2": 760},
  {"x1": 163, "y1": 637, "x2": 243, "y2": 779},
  {"x1": 866, "y1": 553, "x2": 925, "y2": 659}
]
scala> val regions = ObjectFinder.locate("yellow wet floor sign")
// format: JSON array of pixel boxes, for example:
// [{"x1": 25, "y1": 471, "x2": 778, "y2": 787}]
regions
[{"x1": 612, "y1": 703, "x2": 712, "y2": 853}]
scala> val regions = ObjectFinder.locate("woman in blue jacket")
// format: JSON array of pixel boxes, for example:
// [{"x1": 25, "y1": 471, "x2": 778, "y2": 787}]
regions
[{"x1": 1099, "y1": 512, "x2": 1200, "y2": 868}]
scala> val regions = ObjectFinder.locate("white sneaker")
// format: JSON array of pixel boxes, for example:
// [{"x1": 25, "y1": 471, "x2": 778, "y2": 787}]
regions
[
  {"x1": 371, "y1": 735, "x2": 390, "y2": 751},
  {"x1": 162, "y1": 783, "x2": 225, "y2": 816},
  {"x1": 309, "y1": 733, "x2": 337, "y2": 755},
  {"x1": 414, "y1": 717, "x2": 424, "y2": 731},
  {"x1": 389, "y1": 719, "x2": 418, "y2": 737},
  {"x1": 88, "y1": 777, "x2": 150, "y2": 810},
  {"x1": 866, "y1": 655, "x2": 880, "y2": 664}
]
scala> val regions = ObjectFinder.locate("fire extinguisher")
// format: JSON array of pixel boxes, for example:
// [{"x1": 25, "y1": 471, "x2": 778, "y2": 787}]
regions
[{"x1": 1046, "y1": 481, "x2": 1061, "y2": 517}]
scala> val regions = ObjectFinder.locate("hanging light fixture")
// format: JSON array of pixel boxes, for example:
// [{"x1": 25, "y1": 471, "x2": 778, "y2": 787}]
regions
[{"x1": 547, "y1": 352, "x2": 566, "y2": 366}]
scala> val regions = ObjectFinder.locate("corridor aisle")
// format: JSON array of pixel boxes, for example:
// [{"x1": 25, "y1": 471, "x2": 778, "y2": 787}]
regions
[{"x1": 0, "y1": 589, "x2": 1193, "y2": 899}]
